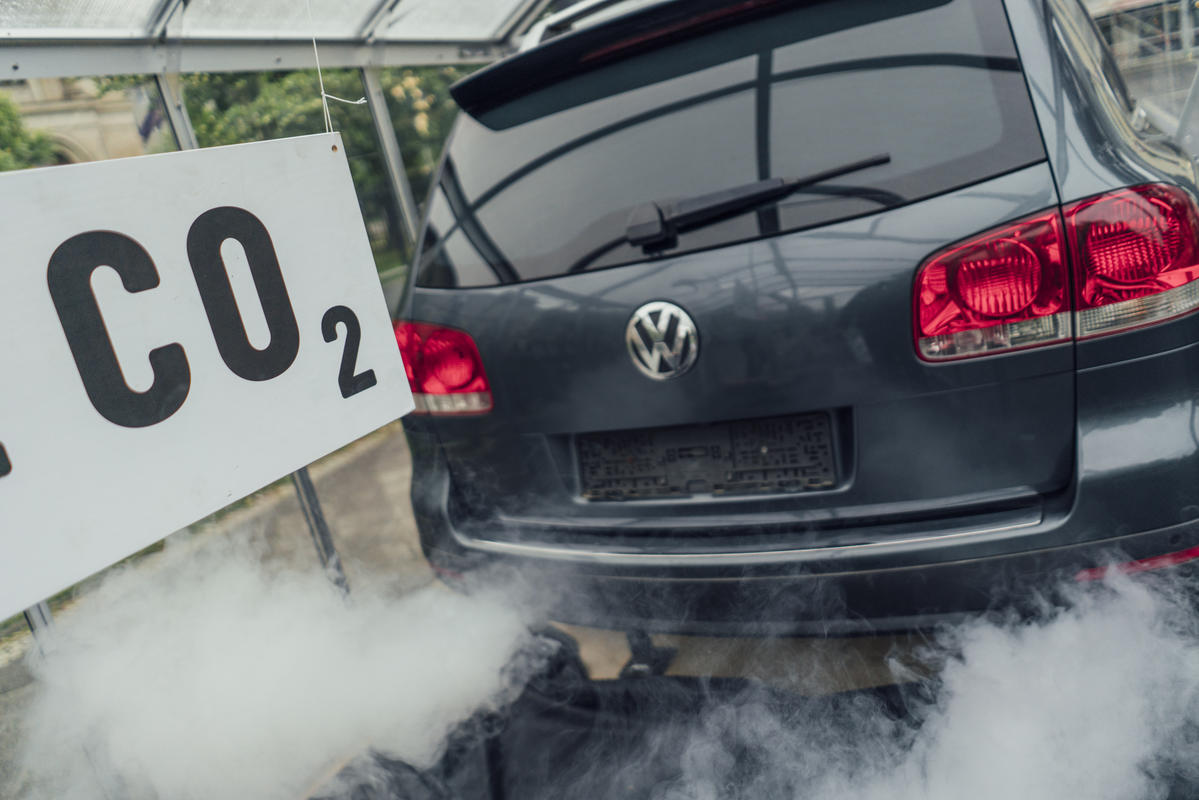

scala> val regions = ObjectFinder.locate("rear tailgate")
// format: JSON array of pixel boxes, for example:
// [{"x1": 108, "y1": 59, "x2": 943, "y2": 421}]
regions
[
  {"x1": 410, "y1": 163, "x2": 1069, "y2": 520},
  {"x1": 403, "y1": 0, "x2": 1069, "y2": 539}
]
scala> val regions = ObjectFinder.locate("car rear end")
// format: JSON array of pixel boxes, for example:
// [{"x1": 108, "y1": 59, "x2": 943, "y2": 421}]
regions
[{"x1": 396, "y1": 0, "x2": 1199, "y2": 633}]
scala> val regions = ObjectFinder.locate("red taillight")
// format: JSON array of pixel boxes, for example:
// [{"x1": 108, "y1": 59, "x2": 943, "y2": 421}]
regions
[
  {"x1": 1074, "y1": 545, "x2": 1199, "y2": 581},
  {"x1": 914, "y1": 210, "x2": 1071, "y2": 360},
  {"x1": 393, "y1": 321, "x2": 493, "y2": 415},
  {"x1": 1066, "y1": 184, "x2": 1199, "y2": 337},
  {"x1": 914, "y1": 183, "x2": 1199, "y2": 360}
]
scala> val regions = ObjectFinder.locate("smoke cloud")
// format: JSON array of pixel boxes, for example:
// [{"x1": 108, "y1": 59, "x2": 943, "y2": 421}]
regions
[
  {"x1": 14, "y1": 540, "x2": 542, "y2": 800},
  {"x1": 12, "y1": 538, "x2": 1199, "y2": 800},
  {"x1": 644, "y1": 574, "x2": 1199, "y2": 800}
]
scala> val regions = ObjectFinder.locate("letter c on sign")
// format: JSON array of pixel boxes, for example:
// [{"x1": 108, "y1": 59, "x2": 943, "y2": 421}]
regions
[{"x1": 47, "y1": 231, "x2": 191, "y2": 428}]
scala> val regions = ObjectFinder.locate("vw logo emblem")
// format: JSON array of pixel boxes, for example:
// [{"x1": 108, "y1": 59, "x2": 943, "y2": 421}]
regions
[{"x1": 626, "y1": 301, "x2": 699, "y2": 380}]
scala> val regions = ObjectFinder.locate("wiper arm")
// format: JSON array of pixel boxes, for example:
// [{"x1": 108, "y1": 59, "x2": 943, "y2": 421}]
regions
[{"x1": 625, "y1": 153, "x2": 891, "y2": 251}]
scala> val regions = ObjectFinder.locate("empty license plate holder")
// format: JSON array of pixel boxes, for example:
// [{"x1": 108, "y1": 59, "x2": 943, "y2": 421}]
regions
[{"x1": 578, "y1": 413, "x2": 837, "y2": 501}]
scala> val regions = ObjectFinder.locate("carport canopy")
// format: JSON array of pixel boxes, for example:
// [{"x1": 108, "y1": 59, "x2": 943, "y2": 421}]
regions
[{"x1": 0, "y1": 0, "x2": 555, "y2": 78}]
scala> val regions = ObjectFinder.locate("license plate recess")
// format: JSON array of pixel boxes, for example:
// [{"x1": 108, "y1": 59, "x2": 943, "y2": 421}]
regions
[{"x1": 578, "y1": 413, "x2": 837, "y2": 501}]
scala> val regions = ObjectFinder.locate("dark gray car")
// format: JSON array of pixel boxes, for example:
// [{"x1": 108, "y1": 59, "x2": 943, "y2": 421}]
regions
[{"x1": 395, "y1": 0, "x2": 1199, "y2": 634}]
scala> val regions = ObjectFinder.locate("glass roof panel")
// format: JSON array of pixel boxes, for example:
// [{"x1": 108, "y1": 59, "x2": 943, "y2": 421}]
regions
[
  {"x1": 177, "y1": 0, "x2": 383, "y2": 39},
  {"x1": 0, "y1": 0, "x2": 531, "y2": 43},
  {"x1": 375, "y1": 0, "x2": 526, "y2": 41},
  {"x1": 0, "y1": 0, "x2": 160, "y2": 35}
]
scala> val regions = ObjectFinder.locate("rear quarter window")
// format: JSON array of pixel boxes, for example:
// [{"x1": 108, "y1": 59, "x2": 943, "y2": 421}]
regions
[{"x1": 417, "y1": 0, "x2": 1046, "y2": 288}]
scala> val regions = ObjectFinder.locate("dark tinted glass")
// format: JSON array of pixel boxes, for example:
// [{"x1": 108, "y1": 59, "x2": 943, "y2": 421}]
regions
[{"x1": 417, "y1": 0, "x2": 1045, "y2": 288}]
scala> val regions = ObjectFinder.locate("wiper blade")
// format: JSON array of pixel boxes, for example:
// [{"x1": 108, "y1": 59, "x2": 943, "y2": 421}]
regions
[{"x1": 626, "y1": 153, "x2": 891, "y2": 251}]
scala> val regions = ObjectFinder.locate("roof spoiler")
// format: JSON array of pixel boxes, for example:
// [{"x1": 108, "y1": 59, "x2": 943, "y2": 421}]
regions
[
  {"x1": 449, "y1": 0, "x2": 793, "y2": 122},
  {"x1": 450, "y1": 0, "x2": 950, "y2": 130}
]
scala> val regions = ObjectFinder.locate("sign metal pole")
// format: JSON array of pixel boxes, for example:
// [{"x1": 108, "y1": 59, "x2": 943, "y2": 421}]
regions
[
  {"x1": 291, "y1": 467, "x2": 350, "y2": 594},
  {"x1": 22, "y1": 600, "x2": 54, "y2": 651}
]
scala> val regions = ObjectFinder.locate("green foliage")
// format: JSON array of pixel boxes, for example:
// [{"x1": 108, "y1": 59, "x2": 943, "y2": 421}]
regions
[
  {"x1": 179, "y1": 66, "x2": 475, "y2": 270},
  {"x1": 182, "y1": 70, "x2": 342, "y2": 147},
  {"x1": 379, "y1": 65, "x2": 477, "y2": 205},
  {"x1": 94, "y1": 74, "x2": 146, "y2": 94},
  {"x1": 0, "y1": 93, "x2": 56, "y2": 172}
]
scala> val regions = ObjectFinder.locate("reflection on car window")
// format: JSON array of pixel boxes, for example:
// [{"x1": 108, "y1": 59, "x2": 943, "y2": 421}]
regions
[
  {"x1": 1057, "y1": 0, "x2": 1136, "y2": 113},
  {"x1": 417, "y1": 0, "x2": 1045, "y2": 288}
]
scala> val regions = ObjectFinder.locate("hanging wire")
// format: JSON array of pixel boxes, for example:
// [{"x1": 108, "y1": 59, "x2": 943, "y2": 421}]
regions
[{"x1": 305, "y1": 0, "x2": 366, "y2": 134}]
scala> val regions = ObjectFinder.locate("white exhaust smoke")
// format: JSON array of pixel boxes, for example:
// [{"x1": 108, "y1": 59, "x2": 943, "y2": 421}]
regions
[
  {"x1": 12, "y1": 539, "x2": 1199, "y2": 800},
  {"x1": 15, "y1": 540, "x2": 541, "y2": 800},
  {"x1": 653, "y1": 574, "x2": 1199, "y2": 800}
]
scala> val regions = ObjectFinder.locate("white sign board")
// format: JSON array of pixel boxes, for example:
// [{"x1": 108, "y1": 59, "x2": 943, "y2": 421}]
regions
[{"x1": 0, "y1": 133, "x2": 413, "y2": 618}]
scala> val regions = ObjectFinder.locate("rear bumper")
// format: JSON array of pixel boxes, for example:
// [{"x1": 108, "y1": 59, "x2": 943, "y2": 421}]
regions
[
  {"x1": 542, "y1": 523, "x2": 1199, "y2": 635},
  {"x1": 405, "y1": 333, "x2": 1199, "y2": 634},
  {"x1": 411, "y1": 434, "x2": 1199, "y2": 634},
  {"x1": 420, "y1": 509, "x2": 1199, "y2": 636}
]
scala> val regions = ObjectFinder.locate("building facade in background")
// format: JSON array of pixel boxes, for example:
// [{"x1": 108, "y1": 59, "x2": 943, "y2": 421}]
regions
[{"x1": 1, "y1": 78, "x2": 172, "y2": 166}]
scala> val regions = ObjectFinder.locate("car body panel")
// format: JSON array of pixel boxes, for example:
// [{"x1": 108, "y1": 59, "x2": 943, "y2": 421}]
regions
[
  {"x1": 413, "y1": 162, "x2": 1073, "y2": 537},
  {"x1": 397, "y1": 0, "x2": 1199, "y2": 631}
]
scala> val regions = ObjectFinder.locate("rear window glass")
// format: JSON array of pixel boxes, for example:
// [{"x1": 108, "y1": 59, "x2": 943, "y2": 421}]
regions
[{"x1": 417, "y1": 0, "x2": 1046, "y2": 288}]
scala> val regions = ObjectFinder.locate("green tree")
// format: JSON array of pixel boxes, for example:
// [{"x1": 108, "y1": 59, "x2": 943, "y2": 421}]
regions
[
  {"x1": 379, "y1": 65, "x2": 475, "y2": 205},
  {"x1": 0, "y1": 93, "x2": 56, "y2": 172},
  {"x1": 179, "y1": 66, "x2": 474, "y2": 273}
]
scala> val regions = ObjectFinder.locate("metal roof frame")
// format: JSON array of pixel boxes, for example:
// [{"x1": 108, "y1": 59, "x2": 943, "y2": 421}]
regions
[
  {"x1": 496, "y1": 0, "x2": 560, "y2": 42},
  {"x1": 0, "y1": 0, "x2": 544, "y2": 81},
  {"x1": 358, "y1": 0, "x2": 403, "y2": 41},
  {"x1": 4, "y1": 39, "x2": 502, "y2": 80},
  {"x1": 146, "y1": 0, "x2": 188, "y2": 38}
]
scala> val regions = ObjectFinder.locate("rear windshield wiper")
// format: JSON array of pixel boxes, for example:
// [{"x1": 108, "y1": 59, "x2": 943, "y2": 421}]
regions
[{"x1": 626, "y1": 153, "x2": 891, "y2": 252}]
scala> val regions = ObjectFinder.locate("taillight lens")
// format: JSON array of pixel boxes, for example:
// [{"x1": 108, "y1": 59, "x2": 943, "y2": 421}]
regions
[
  {"x1": 1066, "y1": 184, "x2": 1199, "y2": 337},
  {"x1": 914, "y1": 184, "x2": 1199, "y2": 360},
  {"x1": 914, "y1": 210, "x2": 1071, "y2": 360},
  {"x1": 393, "y1": 321, "x2": 493, "y2": 415}
]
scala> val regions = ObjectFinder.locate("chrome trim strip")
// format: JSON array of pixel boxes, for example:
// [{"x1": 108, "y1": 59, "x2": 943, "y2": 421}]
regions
[{"x1": 450, "y1": 509, "x2": 1043, "y2": 567}]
